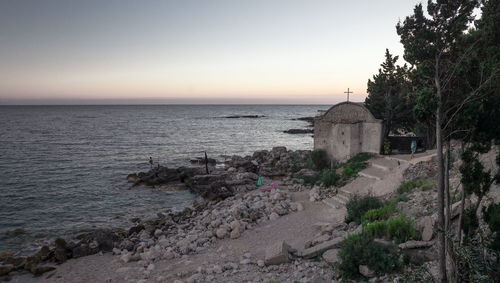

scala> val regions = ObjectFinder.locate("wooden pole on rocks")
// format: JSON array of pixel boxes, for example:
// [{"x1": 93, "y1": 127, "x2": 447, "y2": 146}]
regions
[{"x1": 204, "y1": 151, "x2": 209, "y2": 174}]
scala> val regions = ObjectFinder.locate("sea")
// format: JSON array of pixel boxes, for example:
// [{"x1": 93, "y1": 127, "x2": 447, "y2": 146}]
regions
[{"x1": 0, "y1": 104, "x2": 329, "y2": 253}]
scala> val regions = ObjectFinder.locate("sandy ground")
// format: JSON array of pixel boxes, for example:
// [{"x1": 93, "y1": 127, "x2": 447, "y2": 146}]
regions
[{"x1": 10, "y1": 191, "x2": 344, "y2": 283}]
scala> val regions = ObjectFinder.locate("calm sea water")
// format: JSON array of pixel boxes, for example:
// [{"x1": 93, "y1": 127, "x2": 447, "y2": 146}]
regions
[{"x1": 0, "y1": 105, "x2": 328, "y2": 252}]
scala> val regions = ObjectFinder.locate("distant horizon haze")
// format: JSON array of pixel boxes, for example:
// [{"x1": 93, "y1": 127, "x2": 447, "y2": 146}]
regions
[{"x1": 0, "y1": 0, "x2": 422, "y2": 105}]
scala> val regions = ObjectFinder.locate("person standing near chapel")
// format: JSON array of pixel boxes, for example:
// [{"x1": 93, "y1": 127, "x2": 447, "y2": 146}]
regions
[{"x1": 410, "y1": 139, "x2": 417, "y2": 159}]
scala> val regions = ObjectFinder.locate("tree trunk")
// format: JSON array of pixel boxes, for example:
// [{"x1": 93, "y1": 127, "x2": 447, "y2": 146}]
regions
[
  {"x1": 457, "y1": 142, "x2": 466, "y2": 246},
  {"x1": 457, "y1": 184, "x2": 466, "y2": 246},
  {"x1": 444, "y1": 141, "x2": 456, "y2": 282},
  {"x1": 435, "y1": 60, "x2": 447, "y2": 283}
]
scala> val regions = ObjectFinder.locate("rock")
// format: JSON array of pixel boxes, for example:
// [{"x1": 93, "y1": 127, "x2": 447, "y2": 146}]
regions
[
  {"x1": 229, "y1": 220, "x2": 241, "y2": 230},
  {"x1": 31, "y1": 265, "x2": 56, "y2": 276},
  {"x1": 0, "y1": 251, "x2": 13, "y2": 261},
  {"x1": 215, "y1": 228, "x2": 227, "y2": 239},
  {"x1": 186, "y1": 273, "x2": 202, "y2": 283},
  {"x1": 120, "y1": 253, "x2": 131, "y2": 263},
  {"x1": 112, "y1": 248, "x2": 121, "y2": 255},
  {"x1": 296, "y1": 202, "x2": 304, "y2": 211},
  {"x1": 257, "y1": 260, "x2": 265, "y2": 267},
  {"x1": 309, "y1": 186, "x2": 320, "y2": 202},
  {"x1": 230, "y1": 228, "x2": 241, "y2": 239},
  {"x1": 284, "y1": 129, "x2": 314, "y2": 134},
  {"x1": 402, "y1": 247, "x2": 437, "y2": 265},
  {"x1": 4, "y1": 228, "x2": 27, "y2": 236},
  {"x1": 126, "y1": 173, "x2": 138, "y2": 183},
  {"x1": 2, "y1": 256, "x2": 26, "y2": 270},
  {"x1": 359, "y1": 265, "x2": 375, "y2": 278},
  {"x1": 212, "y1": 264, "x2": 223, "y2": 274},
  {"x1": 54, "y1": 238, "x2": 69, "y2": 263},
  {"x1": 322, "y1": 249, "x2": 340, "y2": 266},
  {"x1": 420, "y1": 216, "x2": 436, "y2": 241},
  {"x1": 0, "y1": 265, "x2": 13, "y2": 276},
  {"x1": 398, "y1": 240, "x2": 434, "y2": 250},
  {"x1": 71, "y1": 229, "x2": 123, "y2": 258},
  {"x1": 299, "y1": 237, "x2": 344, "y2": 259},
  {"x1": 264, "y1": 241, "x2": 291, "y2": 266},
  {"x1": 240, "y1": 258, "x2": 251, "y2": 265},
  {"x1": 269, "y1": 212, "x2": 279, "y2": 221}
]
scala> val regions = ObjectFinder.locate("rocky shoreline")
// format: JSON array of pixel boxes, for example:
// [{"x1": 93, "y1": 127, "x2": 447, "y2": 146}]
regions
[{"x1": 0, "y1": 147, "x2": 314, "y2": 280}]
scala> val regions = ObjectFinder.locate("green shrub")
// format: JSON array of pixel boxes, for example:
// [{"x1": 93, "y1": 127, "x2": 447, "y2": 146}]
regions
[
  {"x1": 454, "y1": 234, "x2": 500, "y2": 282},
  {"x1": 320, "y1": 170, "x2": 340, "y2": 187},
  {"x1": 362, "y1": 215, "x2": 418, "y2": 244},
  {"x1": 362, "y1": 203, "x2": 397, "y2": 223},
  {"x1": 383, "y1": 139, "x2": 392, "y2": 155},
  {"x1": 363, "y1": 220, "x2": 387, "y2": 238},
  {"x1": 483, "y1": 203, "x2": 500, "y2": 251},
  {"x1": 394, "y1": 194, "x2": 410, "y2": 202},
  {"x1": 462, "y1": 207, "x2": 479, "y2": 242},
  {"x1": 397, "y1": 180, "x2": 421, "y2": 194},
  {"x1": 338, "y1": 233, "x2": 401, "y2": 279},
  {"x1": 341, "y1": 153, "x2": 372, "y2": 180},
  {"x1": 345, "y1": 195, "x2": 383, "y2": 223},
  {"x1": 398, "y1": 179, "x2": 434, "y2": 194},
  {"x1": 386, "y1": 215, "x2": 418, "y2": 243},
  {"x1": 310, "y1": 149, "x2": 330, "y2": 171}
]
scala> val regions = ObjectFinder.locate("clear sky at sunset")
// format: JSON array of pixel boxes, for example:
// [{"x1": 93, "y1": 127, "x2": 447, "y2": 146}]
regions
[{"x1": 0, "y1": 0, "x2": 422, "y2": 105}]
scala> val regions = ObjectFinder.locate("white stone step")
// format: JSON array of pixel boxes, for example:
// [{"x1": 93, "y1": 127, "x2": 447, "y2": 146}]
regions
[
  {"x1": 370, "y1": 157, "x2": 398, "y2": 171},
  {"x1": 358, "y1": 166, "x2": 386, "y2": 180},
  {"x1": 322, "y1": 197, "x2": 345, "y2": 209},
  {"x1": 335, "y1": 193, "x2": 350, "y2": 203}
]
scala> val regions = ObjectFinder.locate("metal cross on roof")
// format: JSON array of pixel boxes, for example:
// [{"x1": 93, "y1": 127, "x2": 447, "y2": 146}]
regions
[{"x1": 344, "y1": 88, "x2": 353, "y2": 102}]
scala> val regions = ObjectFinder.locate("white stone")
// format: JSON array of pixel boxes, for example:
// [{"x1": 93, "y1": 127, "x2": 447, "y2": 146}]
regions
[
  {"x1": 269, "y1": 212, "x2": 279, "y2": 221},
  {"x1": 215, "y1": 228, "x2": 227, "y2": 239}
]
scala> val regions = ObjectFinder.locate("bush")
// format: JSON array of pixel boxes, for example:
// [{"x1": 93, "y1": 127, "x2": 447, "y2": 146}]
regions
[
  {"x1": 363, "y1": 220, "x2": 387, "y2": 238},
  {"x1": 338, "y1": 233, "x2": 401, "y2": 279},
  {"x1": 361, "y1": 203, "x2": 397, "y2": 223},
  {"x1": 386, "y1": 215, "x2": 418, "y2": 243},
  {"x1": 341, "y1": 153, "x2": 372, "y2": 180},
  {"x1": 462, "y1": 207, "x2": 479, "y2": 242},
  {"x1": 363, "y1": 215, "x2": 418, "y2": 244},
  {"x1": 345, "y1": 195, "x2": 383, "y2": 223},
  {"x1": 454, "y1": 234, "x2": 500, "y2": 282},
  {"x1": 320, "y1": 170, "x2": 340, "y2": 187},
  {"x1": 383, "y1": 139, "x2": 392, "y2": 155},
  {"x1": 394, "y1": 194, "x2": 410, "y2": 202},
  {"x1": 483, "y1": 203, "x2": 500, "y2": 251},
  {"x1": 397, "y1": 179, "x2": 433, "y2": 194},
  {"x1": 310, "y1": 149, "x2": 330, "y2": 171}
]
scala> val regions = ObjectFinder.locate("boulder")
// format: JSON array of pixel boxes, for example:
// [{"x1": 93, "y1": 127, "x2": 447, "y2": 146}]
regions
[
  {"x1": 54, "y1": 238, "x2": 70, "y2": 263},
  {"x1": 283, "y1": 129, "x2": 314, "y2": 134},
  {"x1": 322, "y1": 249, "x2": 340, "y2": 266},
  {"x1": 299, "y1": 237, "x2": 344, "y2": 259},
  {"x1": 264, "y1": 241, "x2": 292, "y2": 265},
  {"x1": 359, "y1": 265, "x2": 375, "y2": 278},
  {"x1": 0, "y1": 265, "x2": 13, "y2": 276},
  {"x1": 186, "y1": 172, "x2": 257, "y2": 200},
  {"x1": 71, "y1": 229, "x2": 123, "y2": 258},
  {"x1": 419, "y1": 216, "x2": 436, "y2": 241},
  {"x1": 31, "y1": 265, "x2": 56, "y2": 277},
  {"x1": 398, "y1": 240, "x2": 434, "y2": 250}
]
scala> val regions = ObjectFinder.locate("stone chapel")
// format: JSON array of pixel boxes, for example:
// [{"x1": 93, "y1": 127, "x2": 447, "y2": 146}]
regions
[{"x1": 314, "y1": 102, "x2": 383, "y2": 161}]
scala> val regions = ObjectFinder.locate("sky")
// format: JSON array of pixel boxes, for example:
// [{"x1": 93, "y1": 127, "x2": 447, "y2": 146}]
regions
[{"x1": 0, "y1": 0, "x2": 423, "y2": 105}]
